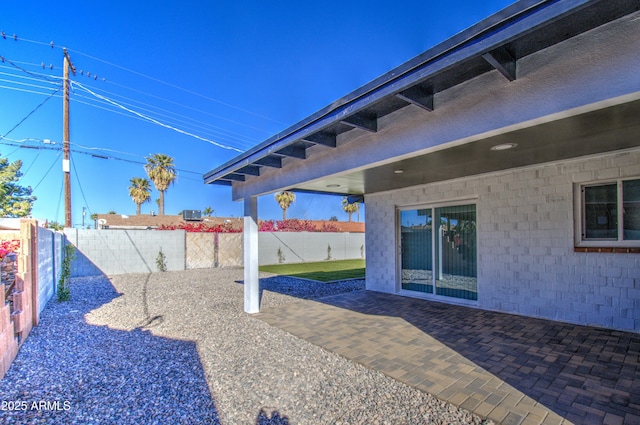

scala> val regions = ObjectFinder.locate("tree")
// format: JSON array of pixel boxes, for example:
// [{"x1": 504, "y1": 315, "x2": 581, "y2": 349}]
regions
[
  {"x1": 342, "y1": 197, "x2": 359, "y2": 222},
  {"x1": 0, "y1": 155, "x2": 35, "y2": 217},
  {"x1": 128, "y1": 177, "x2": 151, "y2": 215},
  {"x1": 46, "y1": 221, "x2": 64, "y2": 231},
  {"x1": 203, "y1": 206, "x2": 214, "y2": 217},
  {"x1": 90, "y1": 213, "x2": 98, "y2": 229},
  {"x1": 274, "y1": 191, "x2": 295, "y2": 220},
  {"x1": 144, "y1": 154, "x2": 176, "y2": 216}
]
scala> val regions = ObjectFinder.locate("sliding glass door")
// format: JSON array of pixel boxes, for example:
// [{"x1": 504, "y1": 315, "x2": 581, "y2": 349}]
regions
[{"x1": 400, "y1": 203, "x2": 477, "y2": 301}]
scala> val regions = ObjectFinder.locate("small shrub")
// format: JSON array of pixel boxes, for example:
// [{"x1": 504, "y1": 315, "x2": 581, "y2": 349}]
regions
[
  {"x1": 321, "y1": 222, "x2": 340, "y2": 232},
  {"x1": 58, "y1": 244, "x2": 76, "y2": 302},
  {"x1": 277, "y1": 247, "x2": 285, "y2": 263},
  {"x1": 156, "y1": 249, "x2": 167, "y2": 272}
]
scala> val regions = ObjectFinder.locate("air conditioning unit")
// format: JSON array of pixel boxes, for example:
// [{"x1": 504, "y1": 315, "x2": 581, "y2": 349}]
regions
[{"x1": 182, "y1": 210, "x2": 202, "y2": 221}]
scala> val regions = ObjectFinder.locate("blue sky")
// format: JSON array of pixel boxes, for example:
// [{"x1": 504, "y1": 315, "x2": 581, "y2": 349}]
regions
[{"x1": 1, "y1": 0, "x2": 514, "y2": 226}]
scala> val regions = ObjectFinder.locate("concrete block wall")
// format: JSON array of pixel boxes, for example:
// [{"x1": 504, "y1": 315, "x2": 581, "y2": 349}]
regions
[
  {"x1": 366, "y1": 149, "x2": 640, "y2": 332},
  {"x1": 65, "y1": 229, "x2": 186, "y2": 276},
  {"x1": 65, "y1": 229, "x2": 364, "y2": 276},
  {"x1": 259, "y1": 232, "x2": 365, "y2": 266},
  {"x1": 0, "y1": 220, "x2": 36, "y2": 378},
  {"x1": 36, "y1": 227, "x2": 63, "y2": 322}
]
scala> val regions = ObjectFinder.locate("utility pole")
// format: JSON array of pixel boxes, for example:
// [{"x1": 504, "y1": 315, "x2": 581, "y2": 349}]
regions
[{"x1": 63, "y1": 49, "x2": 75, "y2": 228}]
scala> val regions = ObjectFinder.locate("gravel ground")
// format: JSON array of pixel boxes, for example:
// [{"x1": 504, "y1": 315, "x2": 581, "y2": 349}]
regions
[{"x1": 0, "y1": 268, "x2": 492, "y2": 425}]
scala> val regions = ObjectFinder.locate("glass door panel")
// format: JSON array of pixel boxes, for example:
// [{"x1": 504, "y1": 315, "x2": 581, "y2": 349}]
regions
[
  {"x1": 400, "y1": 209, "x2": 433, "y2": 294},
  {"x1": 400, "y1": 204, "x2": 477, "y2": 301},
  {"x1": 434, "y1": 205, "x2": 477, "y2": 300}
]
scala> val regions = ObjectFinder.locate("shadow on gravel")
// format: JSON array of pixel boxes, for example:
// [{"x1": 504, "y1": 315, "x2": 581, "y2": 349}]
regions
[
  {"x1": 0, "y1": 276, "x2": 219, "y2": 425},
  {"x1": 255, "y1": 408, "x2": 290, "y2": 425}
]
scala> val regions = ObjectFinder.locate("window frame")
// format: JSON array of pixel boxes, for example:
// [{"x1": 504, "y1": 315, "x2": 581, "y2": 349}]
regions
[
  {"x1": 575, "y1": 176, "x2": 640, "y2": 248},
  {"x1": 396, "y1": 198, "x2": 479, "y2": 305}
]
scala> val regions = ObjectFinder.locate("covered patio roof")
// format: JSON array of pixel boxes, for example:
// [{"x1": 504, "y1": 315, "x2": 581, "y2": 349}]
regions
[{"x1": 204, "y1": 0, "x2": 640, "y2": 197}]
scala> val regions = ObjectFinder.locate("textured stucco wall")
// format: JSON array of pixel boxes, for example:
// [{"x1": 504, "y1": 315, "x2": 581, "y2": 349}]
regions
[{"x1": 365, "y1": 149, "x2": 640, "y2": 332}]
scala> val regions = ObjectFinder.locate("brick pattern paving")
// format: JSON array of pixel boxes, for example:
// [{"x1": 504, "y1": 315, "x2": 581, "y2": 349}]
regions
[{"x1": 257, "y1": 291, "x2": 640, "y2": 425}]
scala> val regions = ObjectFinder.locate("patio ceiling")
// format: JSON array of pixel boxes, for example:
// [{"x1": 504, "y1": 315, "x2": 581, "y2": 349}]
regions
[
  {"x1": 204, "y1": 0, "x2": 640, "y2": 197},
  {"x1": 291, "y1": 98, "x2": 640, "y2": 195}
]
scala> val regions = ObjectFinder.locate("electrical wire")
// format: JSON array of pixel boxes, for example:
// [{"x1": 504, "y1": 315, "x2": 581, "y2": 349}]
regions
[
  {"x1": 66, "y1": 47, "x2": 286, "y2": 126},
  {"x1": 18, "y1": 149, "x2": 41, "y2": 181},
  {"x1": 69, "y1": 91, "x2": 256, "y2": 149},
  {"x1": 0, "y1": 85, "x2": 61, "y2": 140},
  {"x1": 70, "y1": 151, "x2": 94, "y2": 218},
  {"x1": 71, "y1": 85, "x2": 261, "y2": 147},
  {"x1": 0, "y1": 138, "x2": 205, "y2": 176},
  {"x1": 4, "y1": 33, "x2": 285, "y2": 125},
  {"x1": 70, "y1": 141, "x2": 146, "y2": 159},
  {"x1": 0, "y1": 77, "x2": 60, "y2": 92},
  {"x1": 1, "y1": 49, "x2": 270, "y2": 150},
  {"x1": 103, "y1": 79, "x2": 274, "y2": 136},
  {"x1": 0, "y1": 83, "x2": 62, "y2": 97},
  {"x1": 0, "y1": 55, "x2": 59, "y2": 82},
  {"x1": 0, "y1": 69, "x2": 60, "y2": 86},
  {"x1": 32, "y1": 151, "x2": 61, "y2": 191},
  {"x1": 2, "y1": 62, "x2": 269, "y2": 142},
  {"x1": 55, "y1": 179, "x2": 63, "y2": 223},
  {"x1": 72, "y1": 81, "x2": 244, "y2": 152}
]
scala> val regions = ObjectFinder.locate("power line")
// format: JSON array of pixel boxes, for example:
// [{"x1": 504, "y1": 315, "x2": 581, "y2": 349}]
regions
[
  {"x1": 73, "y1": 83, "x2": 261, "y2": 146},
  {"x1": 1, "y1": 52, "x2": 268, "y2": 150},
  {"x1": 72, "y1": 81, "x2": 244, "y2": 152},
  {"x1": 0, "y1": 76, "x2": 60, "y2": 92},
  {"x1": 18, "y1": 149, "x2": 41, "y2": 181},
  {"x1": 0, "y1": 55, "x2": 59, "y2": 82},
  {"x1": 3, "y1": 33, "x2": 285, "y2": 125},
  {"x1": 0, "y1": 69, "x2": 61, "y2": 86},
  {"x1": 0, "y1": 138, "x2": 205, "y2": 176},
  {"x1": 0, "y1": 85, "x2": 61, "y2": 140},
  {"x1": 70, "y1": 151, "x2": 93, "y2": 217},
  {"x1": 32, "y1": 151, "x2": 61, "y2": 191},
  {"x1": 70, "y1": 141, "x2": 146, "y2": 160},
  {"x1": 1, "y1": 61, "x2": 269, "y2": 142},
  {"x1": 103, "y1": 79, "x2": 274, "y2": 137},
  {"x1": 0, "y1": 83, "x2": 62, "y2": 97},
  {"x1": 66, "y1": 47, "x2": 285, "y2": 126},
  {"x1": 68, "y1": 91, "x2": 256, "y2": 149}
]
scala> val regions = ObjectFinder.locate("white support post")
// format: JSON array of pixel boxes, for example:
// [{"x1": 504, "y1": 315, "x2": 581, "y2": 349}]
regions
[{"x1": 243, "y1": 196, "x2": 260, "y2": 313}]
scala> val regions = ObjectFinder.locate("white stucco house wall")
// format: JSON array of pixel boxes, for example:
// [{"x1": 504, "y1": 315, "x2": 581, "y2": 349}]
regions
[{"x1": 205, "y1": 0, "x2": 640, "y2": 333}]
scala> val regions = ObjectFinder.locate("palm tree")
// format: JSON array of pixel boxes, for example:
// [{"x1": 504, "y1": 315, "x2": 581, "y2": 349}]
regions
[
  {"x1": 274, "y1": 191, "x2": 295, "y2": 220},
  {"x1": 203, "y1": 206, "x2": 214, "y2": 217},
  {"x1": 144, "y1": 154, "x2": 176, "y2": 216},
  {"x1": 128, "y1": 177, "x2": 152, "y2": 215},
  {"x1": 90, "y1": 213, "x2": 98, "y2": 229},
  {"x1": 342, "y1": 197, "x2": 359, "y2": 222}
]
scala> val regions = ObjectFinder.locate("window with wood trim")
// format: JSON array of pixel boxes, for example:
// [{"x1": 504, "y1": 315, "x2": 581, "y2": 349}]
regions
[{"x1": 578, "y1": 177, "x2": 640, "y2": 247}]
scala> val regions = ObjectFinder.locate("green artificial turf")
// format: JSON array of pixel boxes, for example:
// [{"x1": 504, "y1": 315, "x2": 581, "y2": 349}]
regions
[{"x1": 259, "y1": 259, "x2": 365, "y2": 282}]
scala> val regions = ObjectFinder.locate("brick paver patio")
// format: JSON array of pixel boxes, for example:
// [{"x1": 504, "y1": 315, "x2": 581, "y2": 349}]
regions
[{"x1": 257, "y1": 290, "x2": 640, "y2": 425}]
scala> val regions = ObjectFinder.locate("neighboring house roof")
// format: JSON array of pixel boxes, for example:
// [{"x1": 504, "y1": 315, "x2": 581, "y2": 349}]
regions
[
  {"x1": 96, "y1": 214, "x2": 243, "y2": 229},
  {"x1": 203, "y1": 0, "x2": 640, "y2": 200},
  {"x1": 307, "y1": 221, "x2": 364, "y2": 233}
]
